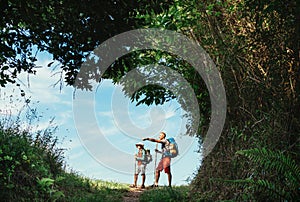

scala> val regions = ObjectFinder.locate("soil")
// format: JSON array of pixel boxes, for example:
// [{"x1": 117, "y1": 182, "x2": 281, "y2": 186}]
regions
[{"x1": 122, "y1": 187, "x2": 146, "y2": 202}]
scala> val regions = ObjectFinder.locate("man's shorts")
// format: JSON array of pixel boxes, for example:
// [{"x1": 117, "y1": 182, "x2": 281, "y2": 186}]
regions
[
  {"x1": 156, "y1": 157, "x2": 171, "y2": 173},
  {"x1": 135, "y1": 164, "x2": 146, "y2": 175}
]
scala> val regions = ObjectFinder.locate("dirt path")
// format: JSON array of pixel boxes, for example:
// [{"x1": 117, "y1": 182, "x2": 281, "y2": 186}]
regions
[{"x1": 122, "y1": 187, "x2": 145, "y2": 202}]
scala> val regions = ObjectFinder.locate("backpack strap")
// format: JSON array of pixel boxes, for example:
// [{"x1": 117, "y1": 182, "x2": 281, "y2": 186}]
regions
[{"x1": 136, "y1": 149, "x2": 146, "y2": 162}]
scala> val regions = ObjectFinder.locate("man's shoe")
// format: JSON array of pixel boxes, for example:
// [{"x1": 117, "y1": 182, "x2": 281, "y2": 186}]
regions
[
  {"x1": 150, "y1": 184, "x2": 158, "y2": 188},
  {"x1": 129, "y1": 184, "x2": 137, "y2": 188},
  {"x1": 140, "y1": 185, "x2": 145, "y2": 189}
]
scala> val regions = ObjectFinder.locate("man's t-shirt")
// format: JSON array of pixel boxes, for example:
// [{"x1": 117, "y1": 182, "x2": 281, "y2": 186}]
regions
[{"x1": 160, "y1": 139, "x2": 170, "y2": 158}]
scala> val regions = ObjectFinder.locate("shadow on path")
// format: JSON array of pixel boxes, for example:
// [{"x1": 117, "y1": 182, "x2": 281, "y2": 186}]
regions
[{"x1": 122, "y1": 187, "x2": 146, "y2": 202}]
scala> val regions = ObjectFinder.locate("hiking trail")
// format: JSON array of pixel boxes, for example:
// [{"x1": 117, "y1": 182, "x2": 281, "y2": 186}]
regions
[{"x1": 122, "y1": 187, "x2": 146, "y2": 202}]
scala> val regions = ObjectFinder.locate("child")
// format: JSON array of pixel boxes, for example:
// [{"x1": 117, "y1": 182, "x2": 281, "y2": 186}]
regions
[{"x1": 130, "y1": 142, "x2": 147, "y2": 189}]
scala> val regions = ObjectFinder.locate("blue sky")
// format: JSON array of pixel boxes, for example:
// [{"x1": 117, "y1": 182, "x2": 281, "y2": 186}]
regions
[{"x1": 0, "y1": 51, "x2": 202, "y2": 186}]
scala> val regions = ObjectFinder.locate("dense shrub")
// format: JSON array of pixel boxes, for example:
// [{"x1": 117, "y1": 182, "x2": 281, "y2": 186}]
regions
[
  {"x1": 0, "y1": 109, "x2": 130, "y2": 202},
  {"x1": 0, "y1": 119, "x2": 65, "y2": 201}
]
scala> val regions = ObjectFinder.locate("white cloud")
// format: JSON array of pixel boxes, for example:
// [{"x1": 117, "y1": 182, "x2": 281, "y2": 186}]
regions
[
  {"x1": 97, "y1": 111, "x2": 113, "y2": 118},
  {"x1": 98, "y1": 125, "x2": 120, "y2": 137}
]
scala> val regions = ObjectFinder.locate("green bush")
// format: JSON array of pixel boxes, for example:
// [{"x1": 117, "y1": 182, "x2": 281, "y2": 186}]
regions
[
  {"x1": 220, "y1": 148, "x2": 300, "y2": 201},
  {"x1": 0, "y1": 96, "x2": 129, "y2": 201},
  {"x1": 0, "y1": 112, "x2": 128, "y2": 201},
  {"x1": 0, "y1": 118, "x2": 65, "y2": 201}
]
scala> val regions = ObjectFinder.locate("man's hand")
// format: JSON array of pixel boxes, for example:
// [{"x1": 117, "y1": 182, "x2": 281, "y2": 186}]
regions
[{"x1": 142, "y1": 138, "x2": 149, "y2": 141}]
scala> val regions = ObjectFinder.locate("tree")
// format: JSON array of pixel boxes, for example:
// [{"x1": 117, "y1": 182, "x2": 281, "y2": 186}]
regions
[
  {"x1": 1, "y1": 0, "x2": 169, "y2": 87},
  {"x1": 130, "y1": 0, "x2": 300, "y2": 200}
]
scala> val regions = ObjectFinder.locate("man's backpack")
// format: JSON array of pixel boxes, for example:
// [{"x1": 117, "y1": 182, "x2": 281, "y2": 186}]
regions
[
  {"x1": 165, "y1": 137, "x2": 179, "y2": 158},
  {"x1": 144, "y1": 149, "x2": 153, "y2": 164}
]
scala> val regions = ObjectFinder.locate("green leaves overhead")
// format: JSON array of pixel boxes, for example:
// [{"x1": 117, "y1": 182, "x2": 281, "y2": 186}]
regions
[{"x1": 0, "y1": 0, "x2": 152, "y2": 87}]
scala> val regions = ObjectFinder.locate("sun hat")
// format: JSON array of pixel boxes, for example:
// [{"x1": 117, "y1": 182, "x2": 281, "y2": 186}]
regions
[{"x1": 135, "y1": 142, "x2": 144, "y2": 147}]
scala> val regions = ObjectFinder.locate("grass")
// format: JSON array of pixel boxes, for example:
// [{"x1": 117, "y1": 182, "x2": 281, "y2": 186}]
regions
[
  {"x1": 55, "y1": 173, "x2": 129, "y2": 202},
  {"x1": 139, "y1": 185, "x2": 191, "y2": 202}
]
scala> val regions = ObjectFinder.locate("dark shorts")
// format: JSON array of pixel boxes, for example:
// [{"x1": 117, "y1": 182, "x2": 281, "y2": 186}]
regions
[{"x1": 156, "y1": 157, "x2": 171, "y2": 173}]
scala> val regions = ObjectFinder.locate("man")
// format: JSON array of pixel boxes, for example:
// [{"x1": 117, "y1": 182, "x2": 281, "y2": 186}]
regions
[
  {"x1": 143, "y1": 132, "x2": 172, "y2": 187},
  {"x1": 130, "y1": 142, "x2": 146, "y2": 189}
]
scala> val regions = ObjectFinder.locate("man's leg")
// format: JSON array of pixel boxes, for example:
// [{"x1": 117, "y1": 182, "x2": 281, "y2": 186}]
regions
[
  {"x1": 155, "y1": 170, "x2": 160, "y2": 186},
  {"x1": 167, "y1": 172, "x2": 172, "y2": 187},
  {"x1": 163, "y1": 157, "x2": 172, "y2": 187},
  {"x1": 154, "y1": 159, "x2": 163, "y2": 186}
]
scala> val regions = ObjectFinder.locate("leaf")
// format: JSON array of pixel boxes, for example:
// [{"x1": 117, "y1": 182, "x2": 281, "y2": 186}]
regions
[
  {"x1": 38, "y1": 177, "x2": 55, "y2": 187},
  {"x1": 1, "y1": 66, "x2": 9, "y2": 70},
  {"x1": 47, "y1": 61, "x2": 55, "y2": 67}
]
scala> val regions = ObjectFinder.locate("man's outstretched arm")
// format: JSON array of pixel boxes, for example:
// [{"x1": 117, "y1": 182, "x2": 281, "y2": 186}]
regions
[{"x1": 142, "y1": 137, "x2": 161, "y2": 143}]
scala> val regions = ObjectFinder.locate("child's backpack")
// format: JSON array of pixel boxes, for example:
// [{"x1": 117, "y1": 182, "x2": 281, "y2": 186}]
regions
[
  {"x1": 144, "y1": 149, "x2": 153, "y2": 164},
  {"x1": 166, "y1": 137, "x2": 179, "y2": 158}
]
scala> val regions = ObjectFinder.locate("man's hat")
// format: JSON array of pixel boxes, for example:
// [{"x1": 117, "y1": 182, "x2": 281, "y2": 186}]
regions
[{"x1": 135, "y1": 142, "x2": 144, "y2": 147}]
